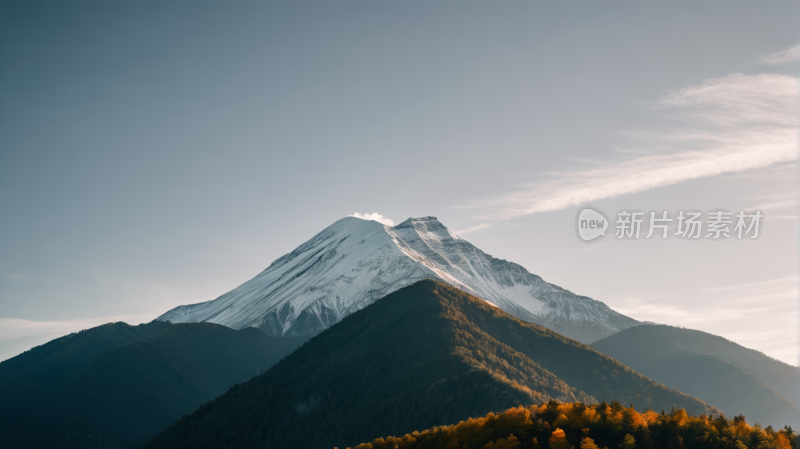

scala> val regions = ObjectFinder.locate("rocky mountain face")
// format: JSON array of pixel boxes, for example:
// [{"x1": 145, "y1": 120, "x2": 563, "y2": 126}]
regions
[{"x1": 158, "y1": 216, "x2": 639, "y2": 343}]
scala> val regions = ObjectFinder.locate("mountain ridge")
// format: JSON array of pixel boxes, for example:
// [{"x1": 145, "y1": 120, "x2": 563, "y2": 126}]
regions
[
  {"x1": 158, "y1": 216, "x2": 639, "y2": 343},
  {"x1": 0, "y1": 321, "x2": 307, "y2": 448},
  {"x1": 592, "y1": 324, "x2": 800, "y2": 427},
  {"x1": 146, "y1": 279, "x2": 717, "y2": 449}
]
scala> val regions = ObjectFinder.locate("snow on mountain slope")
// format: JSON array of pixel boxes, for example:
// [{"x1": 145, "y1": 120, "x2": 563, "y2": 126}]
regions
[{"x1": 157, "y1": 216, "x2": 640, "y2": 343}]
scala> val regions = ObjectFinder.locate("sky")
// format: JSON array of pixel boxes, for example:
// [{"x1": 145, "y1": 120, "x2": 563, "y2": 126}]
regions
[{"x1": 1, "y1": 1, "x2": 798, "y2": 364}]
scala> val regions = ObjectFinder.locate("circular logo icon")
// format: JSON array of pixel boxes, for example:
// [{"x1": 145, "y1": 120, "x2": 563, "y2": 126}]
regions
[{"x1": 575, "y1": 206, "x2": 609, "y2": 242}]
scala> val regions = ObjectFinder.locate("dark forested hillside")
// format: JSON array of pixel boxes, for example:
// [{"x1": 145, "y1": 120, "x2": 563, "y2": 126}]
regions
[
  {"x1": 592, "y1": 325, "x2": 800, "y2": 427},
  {"x1": 146, "y1": 280, "x2": 717, "y2": 449},
  {"x1": 0, "y1": 321, "x2": 307, "y2": 448},
  {"x1": 348, "y1": 401, "x2": 797, "y2": 449}
]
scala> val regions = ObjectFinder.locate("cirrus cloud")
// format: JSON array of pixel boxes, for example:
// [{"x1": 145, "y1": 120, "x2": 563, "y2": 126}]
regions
[
  {"x1": 453, "y1": 223, "x2": 490, "y2": 235},
  {"x1": 463, "y1": 73, "x2": 798, "y2": 219},
  {"x1": 759, "y1": 43, "x2": 800, "y2": 65}
]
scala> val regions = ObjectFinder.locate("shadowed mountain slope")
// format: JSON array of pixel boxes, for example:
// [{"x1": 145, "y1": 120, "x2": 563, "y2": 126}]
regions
[
  {"x1": 146, "y1": 280, "x2": 717, "y2": 449},
  {"x1": 592, "y1": 325, "x2": 800, "y2": 427},
  {"x1": 0, "y1": 321, "x2": 307, "y2": 448}
]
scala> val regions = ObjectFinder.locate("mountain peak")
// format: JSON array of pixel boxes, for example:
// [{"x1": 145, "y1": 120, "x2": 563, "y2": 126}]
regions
[
  {"x1": 158, "y1": 215, "x2": 639, "y2": 342},
  {"x1": 394, "y1": 216, "x2": 439, "y2": 227}
]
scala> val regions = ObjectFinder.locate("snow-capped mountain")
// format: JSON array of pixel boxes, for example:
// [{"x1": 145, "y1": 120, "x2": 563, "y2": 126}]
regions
[{"x1": 158, "y1": 216, "x2": 640, "y2": 343}]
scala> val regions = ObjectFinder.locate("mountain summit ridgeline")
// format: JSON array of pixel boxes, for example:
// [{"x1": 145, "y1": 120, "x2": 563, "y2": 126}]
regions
[
  {"x1": 146, "y1": 280, "x2": 716, "y2": 449},
  {"x1": 158, "y1": 216, "x2": 638, "y2": 343}
]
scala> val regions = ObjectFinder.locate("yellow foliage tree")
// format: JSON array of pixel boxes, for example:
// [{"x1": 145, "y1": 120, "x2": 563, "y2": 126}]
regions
[
  {"x1": 581, "y1": 437, "x2": 600, "y2": 449},
  {"x1": 619, "y1": 434, "x2": 635, "y2": 449},
  {"x1": 775, "y1": 433, "x2": 793, "y2": 449},
  {"x1": 550, "y1": 428, "x2": 574, "y2": 449},
  {"x1": 348, "y1": 403, "x2": 797, "y2": 449},
  {"x1": 483, "y1": 433, "x2": 520, "y2": 449}
]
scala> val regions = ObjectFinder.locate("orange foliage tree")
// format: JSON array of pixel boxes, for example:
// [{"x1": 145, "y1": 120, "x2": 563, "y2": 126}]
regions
[{"x1": 347, "y1": 400, "x2": 797, "y2": 449}]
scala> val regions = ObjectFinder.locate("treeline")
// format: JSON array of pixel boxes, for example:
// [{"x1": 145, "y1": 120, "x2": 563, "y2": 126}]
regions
[{"x1": 346, "y1": 400, "x2": 797, "y2": 449}]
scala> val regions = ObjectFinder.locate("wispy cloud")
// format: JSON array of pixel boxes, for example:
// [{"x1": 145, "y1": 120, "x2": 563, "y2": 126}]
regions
[
  {"x1": 0, "y1": 270, "x2": 235, "y2": 362},
  {"x1": 350, "y1": 212, "x2": 395, "y2": 226},
  {"x1": 454, "y1": 223, "x2": 490, "y2": 235},
  {"x1": 463, "y1": 73, "x2": 798, "y2": 219},
  {"x1": 748, "y1": 183, "x2": 797, "y2": 213},
  {"x1": 0, "y1": 315, "x2": 152, "y2": 341},
  {"x1": 0, "y1": 314, "x2": 153, "y2": 362},
  {"x1": 759, "y1": 43, "x2": 800, "y2": 65},
  {"x1": 608, "y1": 275, "x2": 798, "y2": 365}
]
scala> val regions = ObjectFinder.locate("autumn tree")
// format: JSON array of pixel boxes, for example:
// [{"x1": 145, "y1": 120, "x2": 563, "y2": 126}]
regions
[
  {"x1": 581, "y1": 437, "x2": 600, "y2": 449},
  {"x1": 619, "y1": 434, "x2": 635, "y2": 449},
  {"x1": 483, "y1": 433, "x2": 520, "y2": 449},
  {"x1": 550, "y1": 428, "x2": 574, "y2": 449}
]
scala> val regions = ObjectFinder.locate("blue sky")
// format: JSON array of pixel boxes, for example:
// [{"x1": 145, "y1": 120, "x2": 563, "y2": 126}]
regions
[{"x1": 1, "y1": 1, "x2": 798, "y2": 363}]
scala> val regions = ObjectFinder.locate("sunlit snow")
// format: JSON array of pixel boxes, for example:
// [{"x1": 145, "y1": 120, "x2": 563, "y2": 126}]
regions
[{"x1": 157, "y1": 216, "x2": 639, "y2": 343}]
